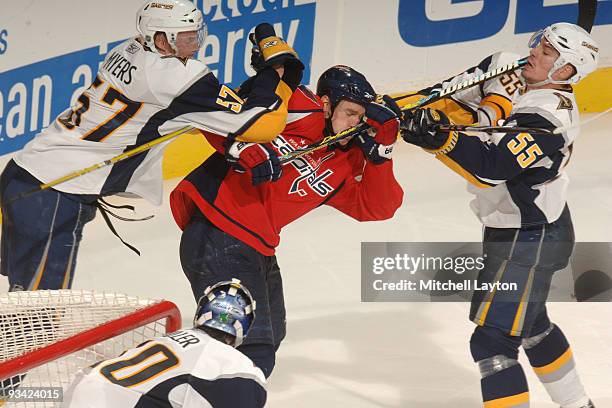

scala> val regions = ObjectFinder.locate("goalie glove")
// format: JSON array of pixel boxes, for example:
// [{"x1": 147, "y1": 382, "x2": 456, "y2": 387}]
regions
[
  {"x1": 401, "y1": 108, "x2": 458, "y2": 154},
  {"x1": 225, "y1": 141, "x2": 283, "y2": 185},
  {"x1": 356, "y1": 95, "x2": 400, "y2": 164}
]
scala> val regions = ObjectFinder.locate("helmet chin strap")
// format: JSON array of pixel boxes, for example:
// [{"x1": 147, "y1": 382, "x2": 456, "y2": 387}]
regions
[
  {"x1": 151, "y1": 33, "x2": 179, "y2": 56},
  {"x1": 323, "y1": 99, "x2": 338, "y2": 137},
  {"x1": 527, "y1": 55, "x2": 576, "y2": 87},
  {"x1": 167, "y1": 32, "x2": 180, "y2": 55},
  {"x1": 324, "y1": 117, "x2": 335, "y2": 137}
]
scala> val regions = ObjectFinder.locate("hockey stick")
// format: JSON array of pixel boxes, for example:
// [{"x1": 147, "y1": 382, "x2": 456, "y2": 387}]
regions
[
  {"x1": 278, "y1": 57, "x2": 528, "y2": 163},
  {"x1": 7, "y1": 125, "x2": 195, "y2": 204},
  {"x1": 578, "y1": 0, "x2": 597, "y2": 33},
  {"x1": 10, "y1": 58, "x2": 527, "y2": 198},
  {"x1": 279, "y1": 2, "x2": 593, "y2": 164},
  {"x1": 424, "y1": 3, "x2": 601, "y2": 137},
  {"x1": 433, "y1": 124, "x2": 556, "y2": 135},
  {"x1": 433, "y1": 107, "x2": 612, "y2": 135}
]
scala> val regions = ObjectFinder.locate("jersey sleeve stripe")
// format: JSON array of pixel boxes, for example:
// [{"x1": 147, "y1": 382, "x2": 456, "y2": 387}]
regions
[
  {"x1": 481, "y1": 93, "x2": 513, "y2": 121},
  {"x1": 234, "y1": 80, "x2": 292, "y2": 143},
  {"x1": 436, "y1": 154, "x2": 497, "y2": 188}
]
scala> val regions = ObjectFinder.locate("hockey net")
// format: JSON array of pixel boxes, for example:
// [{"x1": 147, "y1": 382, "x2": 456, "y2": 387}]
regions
[{"x1": 0, "y1": 290, "x2": 181, "y2": 407}]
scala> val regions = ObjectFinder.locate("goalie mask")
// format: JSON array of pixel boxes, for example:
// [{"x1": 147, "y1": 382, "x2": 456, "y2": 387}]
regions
[
  {"x1": 527, "y1": 22, "x2": 599, "y2": 85},
  {"x1": 136, "y1": 0, "x2": 206, "y2": 55},
  {"x1": 194, "y1": 278, "x2": 256, "y2": 347}
]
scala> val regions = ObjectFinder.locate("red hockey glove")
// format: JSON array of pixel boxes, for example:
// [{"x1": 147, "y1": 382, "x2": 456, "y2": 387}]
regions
[
  {"x1": 356, "y1": 95, "x2": 400, "y2": 164},
  {"x1": 226, "y1": 141, "x2": 283, "y2": 185}
]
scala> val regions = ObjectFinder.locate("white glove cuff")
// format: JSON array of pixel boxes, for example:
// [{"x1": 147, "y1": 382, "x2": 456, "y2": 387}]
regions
[{"x1": 227, "y1": 141, "x2": 255, "y2": 160}]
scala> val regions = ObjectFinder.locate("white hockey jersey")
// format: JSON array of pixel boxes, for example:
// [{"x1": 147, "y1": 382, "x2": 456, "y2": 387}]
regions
[
  {"x1": 62, "y1": 328, "x2": 266, "y2": 408},
  {"x1": 447, "y1": 51, "x2": 522, "y2": 127},
  {"x1": 426, "y1": 52, "x2": 579, "y2": 227},
  {"x1": 15, "y1": 37, "x2": 291, "y2": 205},
  {"x1": 453, "y1": 88, "x2": 578, "y2": 228},
  {"x1": 395, "y1": 51, "x2": 578, "y2": 227}
]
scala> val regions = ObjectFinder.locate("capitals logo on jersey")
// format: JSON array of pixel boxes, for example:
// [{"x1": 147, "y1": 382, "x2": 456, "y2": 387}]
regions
[{"x1": 272, "y1": 136, "x2": 335, "y2": 197}]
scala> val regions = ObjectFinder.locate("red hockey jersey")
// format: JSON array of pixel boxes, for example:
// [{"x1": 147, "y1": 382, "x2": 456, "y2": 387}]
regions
[{"x1": 170, "y1": 86, "x2": 404, "y2": 256}]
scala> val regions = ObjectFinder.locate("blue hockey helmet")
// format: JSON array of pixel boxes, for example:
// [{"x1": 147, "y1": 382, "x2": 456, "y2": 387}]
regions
[
  {"x1": 316, "y1": 65, "x2": 376, "y2": 109},
  {"x1": 194, "y1": 278, "x2": 256, "y2": 347}
]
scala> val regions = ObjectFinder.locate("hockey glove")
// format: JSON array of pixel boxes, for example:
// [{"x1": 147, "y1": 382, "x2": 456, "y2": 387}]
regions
[
  {"x1": 226, "y1": 141, "x2": 283, "y2": 185},
  {"x1": 356, "y1": 95, "x2": 400, "y2": 164},
  {"x1": 248, "y1": 32, "x2": 266, "y2": 72},
  {"x1": 252, "y1": 23, "x2": 304, "y2": 90},
  {"x1": 401, "y1": 108, "x2": 457, "y2": 154}
]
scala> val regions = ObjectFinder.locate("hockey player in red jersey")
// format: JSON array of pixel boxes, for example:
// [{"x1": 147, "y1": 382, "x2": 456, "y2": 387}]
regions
[
  {"x1": 400, "y1": 23, "x2": 598, "y2": 408},
  {"x1": 170, "y1": 65, "x2": 404, "y2": 378}
]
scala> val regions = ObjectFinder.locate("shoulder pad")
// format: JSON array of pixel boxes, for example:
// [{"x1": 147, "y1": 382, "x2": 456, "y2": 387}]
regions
[{"x1": 289, "y1": 85, "x2": 323, "y2": 111}]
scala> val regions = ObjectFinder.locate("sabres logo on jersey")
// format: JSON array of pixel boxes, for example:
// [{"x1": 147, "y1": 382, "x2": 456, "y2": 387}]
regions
[
  {"x1": 262, "y1": 40, "x2": 279, "y2": 49},
  {"x1": 554, "y1": 92, "x2": 573, "y2": 111},
  {"x1": 126, "y1": 43, "x2": 140, "y2": 55}
]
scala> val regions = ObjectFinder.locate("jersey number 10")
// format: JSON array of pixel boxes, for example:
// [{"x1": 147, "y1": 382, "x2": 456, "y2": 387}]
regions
[{"x1": 99, "y1": 342, "x2": 179, "y2": 388}]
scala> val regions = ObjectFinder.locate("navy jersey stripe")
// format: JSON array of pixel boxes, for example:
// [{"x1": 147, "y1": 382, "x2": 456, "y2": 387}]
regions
[{"x1": 135, "y1": 374, "x2": 266, "y2": 408}]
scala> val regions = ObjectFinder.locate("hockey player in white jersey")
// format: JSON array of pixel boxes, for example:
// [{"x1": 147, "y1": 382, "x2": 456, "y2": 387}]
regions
[
  {"x1": 0, "y1": 0, "x2": 304, "y2": 292},
  {"x1": 63, "y1": 279, "x2": 266, "y2": 407},
  {"x1": 400, "y1": 23, "x2": 598, "y2": 408}
]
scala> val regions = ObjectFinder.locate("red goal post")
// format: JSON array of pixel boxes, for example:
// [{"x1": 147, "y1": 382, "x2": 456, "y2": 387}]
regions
[{"x1": 0, "y1": 290, "x2": 181, "y2": 405}]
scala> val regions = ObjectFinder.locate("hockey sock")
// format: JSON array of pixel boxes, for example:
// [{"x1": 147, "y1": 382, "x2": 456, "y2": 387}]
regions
[
  {"x1": 522, "y1": 324, "x2": 590, "y2": 408},
  {"x1": 237, "y1": 343, "x2": 276, "y2": 379},
  {"x1": 479, "y1": 358, "x2": 530, "y2": 407},
  {"x1": 471, "y1": 326, "x2": 529, "y2": 407}
]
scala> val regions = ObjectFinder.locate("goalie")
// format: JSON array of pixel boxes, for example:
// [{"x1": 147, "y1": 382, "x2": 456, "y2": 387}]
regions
[{"x1": 62, "y1": 279, "x2": 266, "y2": 408}]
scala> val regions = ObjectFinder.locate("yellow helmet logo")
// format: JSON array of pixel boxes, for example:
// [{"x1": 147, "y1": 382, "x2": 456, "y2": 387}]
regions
[{"x1": 150, "y1": 2, "x2": 174, "y2": 9}]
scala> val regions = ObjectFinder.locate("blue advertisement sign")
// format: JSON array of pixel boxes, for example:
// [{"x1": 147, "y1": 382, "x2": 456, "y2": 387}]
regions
[
  {"x1": 0, "y1": 29, "x2": 7, "y2": 55},
  {"x1": 0, "y1": 0, "x2": 316, "y2": 155},
  {"x1": 398, "y1": 0, "x2": 612, "y2": 47}
]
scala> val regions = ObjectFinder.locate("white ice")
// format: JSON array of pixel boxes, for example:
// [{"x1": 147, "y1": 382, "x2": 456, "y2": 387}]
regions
[{"x1": 2, "y1": 114, "x2": 611, "y2": 407}]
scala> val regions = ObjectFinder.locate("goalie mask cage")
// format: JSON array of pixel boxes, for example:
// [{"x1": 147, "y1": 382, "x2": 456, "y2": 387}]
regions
[{"x1": 0, "y1": 290, "x2": 181, "y2": 407}]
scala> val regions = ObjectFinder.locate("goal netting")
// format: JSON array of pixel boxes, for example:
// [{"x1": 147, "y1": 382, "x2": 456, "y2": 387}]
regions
[{"x1": 0, "y1": 290, "x2": 181, "y2": 407}]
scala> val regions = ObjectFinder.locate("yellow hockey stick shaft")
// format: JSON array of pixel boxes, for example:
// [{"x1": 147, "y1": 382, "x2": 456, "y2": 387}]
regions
[{"x1": 9, "y1": 125, "x2": 194, "y2": 203}]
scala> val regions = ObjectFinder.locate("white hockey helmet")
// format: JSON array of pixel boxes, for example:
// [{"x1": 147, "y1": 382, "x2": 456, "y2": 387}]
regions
[
  {"x1": 528, "y1": 22, "x2": 599, "y2": 85},
  {"x1": 136, "y1": 0, "x2": 206, "y2": 54}
]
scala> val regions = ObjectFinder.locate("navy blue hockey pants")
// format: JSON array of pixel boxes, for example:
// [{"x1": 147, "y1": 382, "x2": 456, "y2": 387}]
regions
[
  {"x1": 470, "y1": 205, "x2": 575, "y2": 337},
  {"x1": 0, "y1": 160, "x2": 97, "y2": 291},
  {"x1": 179, "y1": 213, "x2": 286, "y2": 377}
]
